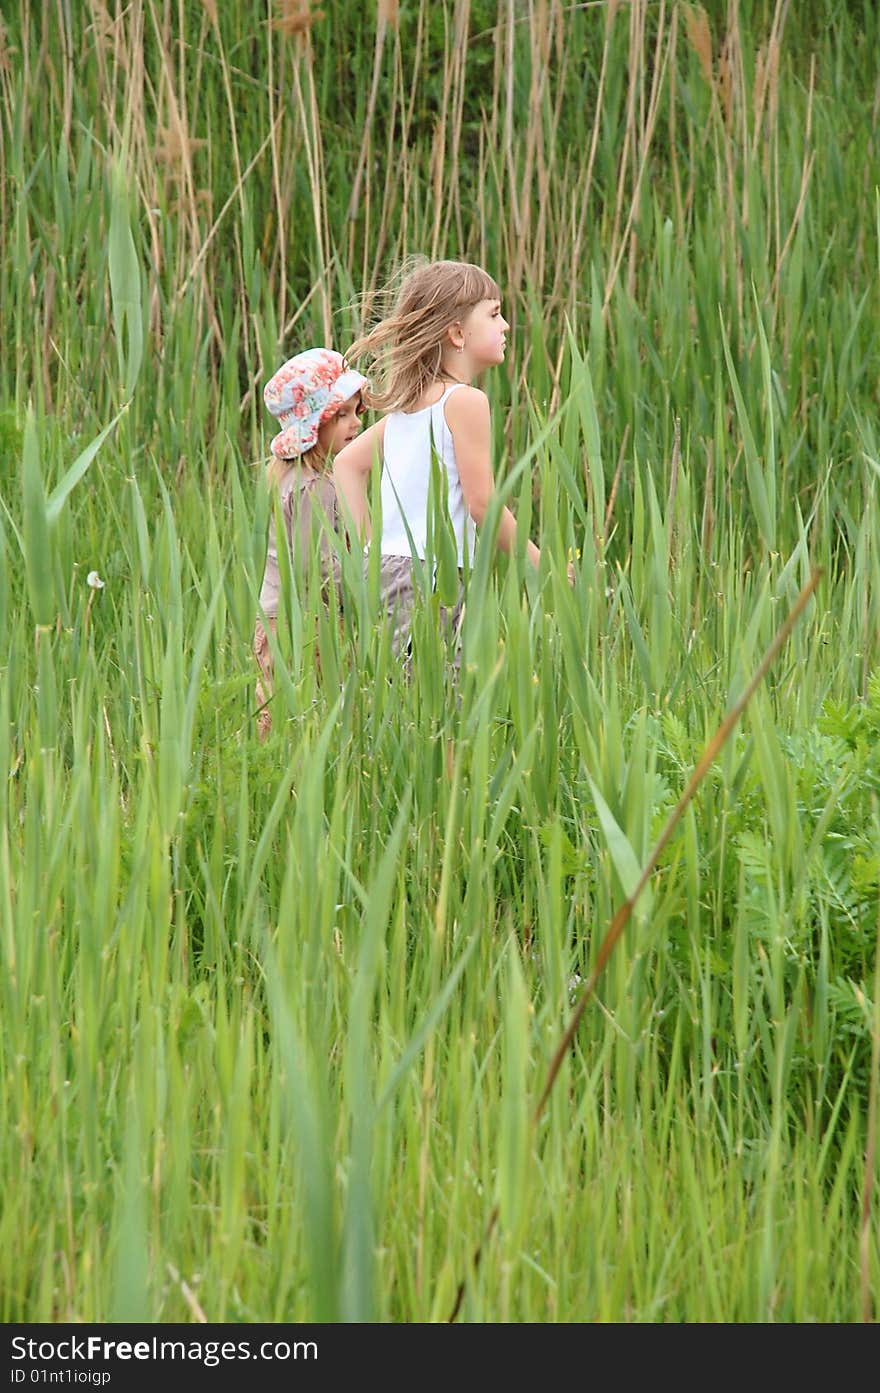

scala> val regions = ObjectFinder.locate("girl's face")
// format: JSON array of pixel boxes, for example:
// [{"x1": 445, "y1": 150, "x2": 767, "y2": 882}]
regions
[
  {"x1": 457, "y1": 298, "x2": 509, "y2": 369},
  {"x1": 316, "y1": 393, "x2": 363, "y2": 460}
]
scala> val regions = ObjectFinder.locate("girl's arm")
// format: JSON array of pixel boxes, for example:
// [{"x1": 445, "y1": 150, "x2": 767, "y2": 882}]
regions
[
  {"x1": 332, "y1": 419, "x2": 386, "y2": 545},
  {"x1": 446, "y1": 387, "x2": 541, "y2": 569}
]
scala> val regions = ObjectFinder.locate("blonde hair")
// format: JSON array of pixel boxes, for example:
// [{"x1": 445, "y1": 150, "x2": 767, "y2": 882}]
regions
[
  {"x1": 266, "y1": 443, "x2": 321, "y2": 489},
  {"x1": 346, "y1": 258, "x2": 501, "y2": 413}
]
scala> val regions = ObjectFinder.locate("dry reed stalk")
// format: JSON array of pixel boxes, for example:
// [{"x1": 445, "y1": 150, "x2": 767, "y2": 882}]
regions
[
  {"x1": 625, "y1": 0, "x2": 649, "y2": 298},
  {"x1": 566, "y1": 0, "x2": 617, "y2": 321},
  {"x1": 272, "y1": 0, "x2": 323, "y2": 38},
  {"x1": 358, "y1": 0, "x2": 426, "y2": 293},
  {"x1": 266, "y1": 3, "x2": 287, "y2": 340},
  {"x1": 383, "y1": 35, "x2": 412, "y2": 283},
  {"x1": 683, "y1": 1, "x2": 712, "y2": 88},
  {"x1": 367, "y1": 24, "x2": 404, "y2": 302},
  {"x1": 509, "y1": 0, "x2": 549, "y2": 296},
  {"x1": 734, "y1": 2, "x2": 751, "y2": 238},
  {"x1": 485, "y1": 0, "x2": 502, "y2": 154},
  {"x1": 146, "y1": 0, "x2": 202, "y2": 252},
  {"x1": 130, "y1": 46, "x2": 167, "y2": 354},
  {"x1": 480, "y1": 107, "x2": 516, "y2": 328},
  {"x1": 52, "y1": 0, "x2": 74, "y2": 148},
  {"x1": 684, "y1": 5, "x2": 741, "y2": 326},
  {"x1": 167, "y1": 1262, "x2": 208, "y2": 1322},
  {"x1": 630, "y1": 0, "x2": 670, "y2": 295},
  {"x1": 346, "y1": 1, "x2": 395, "y2": 247},
  {"x1": 445, "y1": 0, "x2": 470, "y2": 256},
  {"x1": 768, "y1": 57, "x2": 815, "y2": 310},
  {"x1": 723, "y1": 5, "x2": 745, "y2": 326},
  {"x1": 145, "y1": 0, "x2": 218, "y2": 357},
  {"x1": 605, "y1": 0, "x2": 638, "y2": 304},
  {"x1": 478, "y1": 29, "x2": 517, "y2": 299},
  {"x1": 681, "y1": 42, "x2": 699, "y2": 224},
  {"x1": 750, "y1": 0, "x2": 789, "y2": 175},
  {"x1": 428, "y1": 3, "x2": 453, "y2": 260},
  {"x1": 538, "y1": 0, "x2": 564, "y2": 292},
  {"x1": 40, "y1": 264, "x2": 58, "y2": 414},
  {"x1": 403, "y1": 0, "x2": 428, "y2": 167},
  {"x1": 0, "y1": 14, "x2": 15, "y2": 299},
  {"x1": 289, "y1": 33, "x2": 332, "y2": 344},
  {"x1": 97, "y1": 3, "x2": 172, "y2": 355},
  {"x1": 273, "y1": 2, "x2": 331, "y2": 335},
  {"x1": 503, "y1": 0, "x2": 520, "y2": 249},
  {"x1": 603, "y1": 421, "x2": 630, "y2": 546},
  {"x1": 86, "y1": 1, "x2": 118, "y2": 154},
  {"x1": 202, "y1": 0, "x2": 250, "y2": 335},
  {"x1": 717, "y1": 16, "x2": 732, "y2": 130},
  {"x1": 603, "y1": 0, "x2": 671, "y2": 317},
  {"x1": 768, "y1": 30, "x2": 781, "y2": 269},
  {"x1": 667, "y1": 4, "x2": 683, "y2": 232}
]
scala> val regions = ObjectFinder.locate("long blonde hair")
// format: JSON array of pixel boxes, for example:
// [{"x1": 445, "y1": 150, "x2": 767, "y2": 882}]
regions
[{"x1": 346, "y1": 258, "x2": 501, "y2": 413}]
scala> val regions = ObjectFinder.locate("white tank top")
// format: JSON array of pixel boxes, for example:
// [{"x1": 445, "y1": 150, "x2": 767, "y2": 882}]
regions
[{"x1": 379, "y1": 382, "x2": 475, "y2": 563}]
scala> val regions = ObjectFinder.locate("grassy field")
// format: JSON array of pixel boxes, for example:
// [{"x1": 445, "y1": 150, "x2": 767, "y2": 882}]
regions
[{"x1": 1, "y1": 0, "x2": 879, "y2": 1321}]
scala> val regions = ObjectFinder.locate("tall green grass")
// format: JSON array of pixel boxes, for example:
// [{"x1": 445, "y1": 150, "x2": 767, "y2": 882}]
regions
[{"x1": 0, "y1": 0, "x2": 878, "y2": 1320}]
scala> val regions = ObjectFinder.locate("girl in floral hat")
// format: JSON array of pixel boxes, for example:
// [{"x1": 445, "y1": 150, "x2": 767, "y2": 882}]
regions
[{"x1": 254, "y1": 347, "x2": 367, "y2": 739}]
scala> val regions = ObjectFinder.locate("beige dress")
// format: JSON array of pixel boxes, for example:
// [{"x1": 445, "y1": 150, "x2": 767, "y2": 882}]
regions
[{"x1": 253, "y1": 466, "x2": 341, "y2": 739}]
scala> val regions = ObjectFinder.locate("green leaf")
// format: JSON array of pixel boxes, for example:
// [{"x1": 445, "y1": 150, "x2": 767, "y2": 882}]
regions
[
  {"x1": 587, "y1": 775, "x2": 653, "y2": 921},
  {"x1": 109, "y1": 162, "x2": 143, "y2": 399},
  {"x1": 46, "y1": 406, "x2": 127, "y2": 525},
  {"x1": 719, "y1": 311, "x2": 775, "y2": 551},
  {"x1": 22, "y1": 409, "x2": 54, "y2": 627}
]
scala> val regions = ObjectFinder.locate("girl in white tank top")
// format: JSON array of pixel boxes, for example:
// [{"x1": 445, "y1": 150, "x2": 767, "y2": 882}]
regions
[{"x1": 332, "y1": 260, "x2": 572, "y2": 665}]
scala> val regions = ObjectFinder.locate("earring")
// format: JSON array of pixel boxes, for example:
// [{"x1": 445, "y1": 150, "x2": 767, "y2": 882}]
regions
[{"x1": 456, "y1": 344, "x2": 464, "y2": 354}]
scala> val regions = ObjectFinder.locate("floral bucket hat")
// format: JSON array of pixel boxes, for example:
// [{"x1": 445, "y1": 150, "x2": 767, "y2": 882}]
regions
[{"x1": 263, "y1": 347, "x2": 368, "y2": 460}]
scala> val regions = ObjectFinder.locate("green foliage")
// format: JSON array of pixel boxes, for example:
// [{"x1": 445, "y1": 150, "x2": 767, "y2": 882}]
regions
[{"x1": 1, "y1": 0, "x2": 878, "y2": 1326}]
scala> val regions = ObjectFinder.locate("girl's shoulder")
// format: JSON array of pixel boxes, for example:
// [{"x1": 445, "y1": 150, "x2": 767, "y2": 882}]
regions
[
  {"x1": 443, "y1": 383, "x2": 490, "y2": 427},
  {"x1": 445, "y1": 383, "x2": 488, "y2": 408}
]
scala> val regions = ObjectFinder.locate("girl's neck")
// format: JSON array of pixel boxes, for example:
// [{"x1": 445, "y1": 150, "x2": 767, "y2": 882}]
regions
[
  {"x1": 437, "y1": 350, "x2": 476, "y2": 387},
  {"x1": 416, "y1": 377, "x2": 466, "y2": 409}
]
